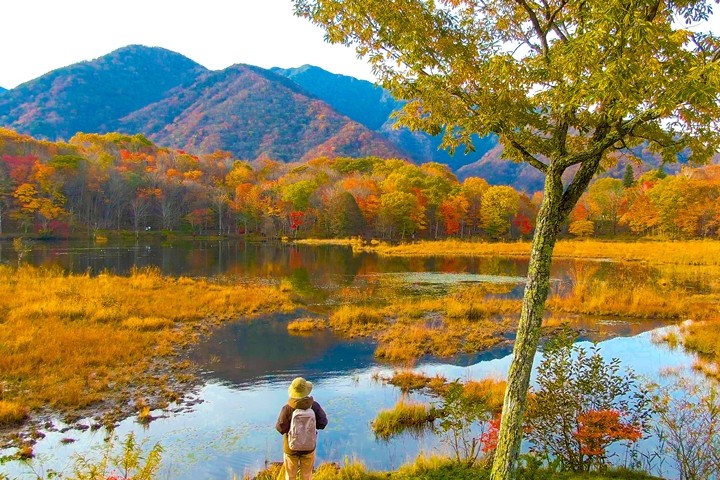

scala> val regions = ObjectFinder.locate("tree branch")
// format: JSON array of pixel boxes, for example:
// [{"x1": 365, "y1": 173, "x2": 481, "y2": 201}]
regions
[
  {"x1": 558, "y1": 154, "x2": 602, "y2": 218},
  {"x1": 509, "y1": 139, "x2": 549, "y2": 173},
  {"x1": 514, "y1": 0, "x2": 550, "y2": 56}
]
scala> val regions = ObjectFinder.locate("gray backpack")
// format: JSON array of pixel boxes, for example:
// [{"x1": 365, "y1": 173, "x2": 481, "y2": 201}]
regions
[{"x1": 288, "y1": 407, "x2": 317, "y2": 451}]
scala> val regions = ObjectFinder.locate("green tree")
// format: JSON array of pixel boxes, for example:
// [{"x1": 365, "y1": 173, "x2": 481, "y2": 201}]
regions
[
  {"x1": 480, "y1": 186, "x2": 520, "y2": 239},
  {"x1": 587, "y1": 178, "x2": 625, "y2": 235},
  {"x1": 378, "y1": 190, "x2": 424, "y2": 239},
  {"x1": 292, "y1": 1, "x2": 720, "y2": 477},
  {"x1": 622, "y1": 164, "x2": 635, "y2": 188},
  {"x1": 328, "y1": 191, "x2": 366, "y2": 237}
]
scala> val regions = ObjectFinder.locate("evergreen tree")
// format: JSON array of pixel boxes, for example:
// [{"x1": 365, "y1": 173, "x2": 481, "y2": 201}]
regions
[{"x1": 622, "y1": 164, "x2": 635, "y2": 188}]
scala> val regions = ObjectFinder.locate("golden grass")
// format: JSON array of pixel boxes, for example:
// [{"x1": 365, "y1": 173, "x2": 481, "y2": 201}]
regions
[
  {"x1": 462, "y1": 379, "x2": 507, "y2": 414},
  {"x1": 548, "y1": 262, "x2": 718, "y2": 321},
  {"x1": 362, "y1": 239, "x2": 720, "y2": 266},
  {"x1": 386, "y1": 371, "x2": 447, "y2": 393},
  {"x1": 375, "y1": 316, "x2": 510, "y2": 363},
  {"x1": 122, "y1": 316, "x2": 174, "y2": 331},
  {"x1": 0, "y1": 400, "x2": 28, "y2": 426},
  {"x1": 329, "y1": 305, "x2": 387, "y2": 336},
  {"x1": 0, "y1": 265, "x2": 294, "y2": 421},
  {"x1": 680, "y1": 319, "x2": 720, "y2": 379},
  {"x1": 287, "y1": 317, "x2": 327, "y2": 333},
  {"x1": 371, "y1": 400, "x2": 436, "y2": 440},
  {"x1": 293, "y1": 237, "x2": 364, "y2": 246}
]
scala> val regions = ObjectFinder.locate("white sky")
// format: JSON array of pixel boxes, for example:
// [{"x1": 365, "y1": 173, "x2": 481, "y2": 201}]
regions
[
  {"x1": 1, "y1": 0, "x2": 719, "y2": 90},
  {"x1": 0, "y1": 0, "x2": 376, "y2": 89}
]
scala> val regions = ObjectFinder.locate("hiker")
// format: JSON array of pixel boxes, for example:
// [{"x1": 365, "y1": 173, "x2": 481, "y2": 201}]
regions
[{"x1": 275, "y1": 377, "x2": 328, "y2": 480}]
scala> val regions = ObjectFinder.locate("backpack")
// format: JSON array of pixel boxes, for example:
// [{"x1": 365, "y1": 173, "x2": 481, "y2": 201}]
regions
[{"x1": 287, "y1": 407, "x2": 317, "y2": 451}]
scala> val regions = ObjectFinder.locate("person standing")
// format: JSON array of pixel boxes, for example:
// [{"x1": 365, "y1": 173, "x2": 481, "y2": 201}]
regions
[{"x1": 275, "y1": 377, "x2": 328, "y2": 480}]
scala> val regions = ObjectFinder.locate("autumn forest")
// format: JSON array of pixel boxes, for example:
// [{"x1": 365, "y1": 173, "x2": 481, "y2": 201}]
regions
[{"x1": 1, "y1": 127, "x2": 719, "y2": 242}]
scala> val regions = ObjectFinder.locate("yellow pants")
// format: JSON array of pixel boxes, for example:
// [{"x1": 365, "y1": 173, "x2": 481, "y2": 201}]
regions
[{"x1": 283, "y1": 451, "x2": 315, "y2": 480}]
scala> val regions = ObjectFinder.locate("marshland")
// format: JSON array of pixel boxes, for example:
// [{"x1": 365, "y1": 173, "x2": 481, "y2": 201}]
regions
[{"x1": 0, "y1": 239, "x2": 719, "y2": 479}]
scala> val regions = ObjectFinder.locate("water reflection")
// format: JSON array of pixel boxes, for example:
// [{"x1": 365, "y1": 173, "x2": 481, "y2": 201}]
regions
[
  {"x1": 191, "y1": 312, "x2": 377, "y2": 386},
  {"x1": 1, "y1": 240, "x2": 714, "y2": 479}
]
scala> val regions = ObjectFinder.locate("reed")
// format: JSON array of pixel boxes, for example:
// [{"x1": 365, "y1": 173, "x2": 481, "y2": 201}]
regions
[
  {"x1": 375, "y1": 317, "x2": 508, "y2": 363},
  {"x1": 462, "y1": 379, "x2": 507, "y2": 413},
  {"x1": 681, "y1": 319, "x2": 720, "y2": 378},
  {"x1": 329, "y1": 305, "x2": 387, "y2": 336},
  {"x1": 371, "y1": 400, "x2": 436, "y2": 440},
  {"x1": 0, "y1": 265, "x2": 294, "y2": 424},
  {"x1": 287, "y1": 317, "x2": 327, "y2": 332},
  {"x1": 362, "y1": 239, "x2": 720, "y2": 266},
  {"x1": 0, "y1": 400, "x2": 28, "y2": 426},
  {"x1": 548, "y1": 262, "x2": 717, "y2": 321},
  {"x1": 386, "y1": 371, "x2": 447, "y2": 393},
  {"x1": 293, "y1": 237, "x2": 364, "y2": 246}
]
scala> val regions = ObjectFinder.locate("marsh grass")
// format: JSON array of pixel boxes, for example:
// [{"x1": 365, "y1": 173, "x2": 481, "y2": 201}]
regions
[
  {"x1": 364, "y1": 239, "x2": 720, "y2": 266},
  {"x1": 0, "y1": 400, "x2": 28, "y2": 425},
  {"x1": 386, "y1": 371, "x2": 447, "y2": 393},
  {"x1": 375, "y1": 317, "x2": 509, "y2": 363},
  {"x1": 0, "y1": 265, "x2": 294, "y2": 426},
  {"x1": 372, "y1": 400, "x2": 436, "y2": 440},
  {"x1": 548, "y1": 261, "x2": 717, "y2": 321},
  {"x1": 329, "y1": 305, "x2": 387, "y2": 336},
  {"x1": 462, "y1": 379, "x2": 506, "y2": 413},
  {"x1": 249, "y1": 456, "x2": 660, "y2": 480},
  {"x1": 287, "y1": 317, "x2": 328, "y2": 333},
  {"x1": 681, "y1": 319, "x2": 720, "y2": 378}
]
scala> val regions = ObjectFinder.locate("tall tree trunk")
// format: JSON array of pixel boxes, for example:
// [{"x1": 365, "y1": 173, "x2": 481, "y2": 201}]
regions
[{"x1": 490, "y1": 171, "x2": 564, "y2": 479}]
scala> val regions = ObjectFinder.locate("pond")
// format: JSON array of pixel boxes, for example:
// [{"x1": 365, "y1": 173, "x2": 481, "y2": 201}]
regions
[{"x1": 0, "y1": 240, "x2": 707, "y2": 479}]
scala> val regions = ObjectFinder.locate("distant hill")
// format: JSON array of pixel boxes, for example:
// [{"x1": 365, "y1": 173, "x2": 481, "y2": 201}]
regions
[
  {"x1": 0, "y1": 45, "x2": 206, "y2": 140},
  {"x1": 273, "y1": 65, "x2": 497, "y2": 170},
  {"x1": 118, "y1": 64, "x2": 404, "y2": 162},
  {"x1": 0, "y1": 86, "x2": 6, "y2": 94},
  {"x1": 272, "y1": 65, "x2": 399, "y2": 130},
  {"x1": 457, "y1": 143, "x2": 691, "y2": 192}
]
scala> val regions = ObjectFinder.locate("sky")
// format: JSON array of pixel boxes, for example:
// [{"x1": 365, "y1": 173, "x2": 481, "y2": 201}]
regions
[
  {"x1": 1, "y1": 0, "x2": 719, "y2": 90},
  {"x1": 0, "y1": 0, "x2": 376, "y2": 89}
]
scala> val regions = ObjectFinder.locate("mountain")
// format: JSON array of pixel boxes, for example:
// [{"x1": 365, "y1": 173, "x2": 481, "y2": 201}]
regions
[
  {"x1": 118, "y1": 64, "x2": 405, "y2": 162},
  {"x1": 0, "y1": 45, "x2": 206, "y2": 140},
  {"x1": 273, "y1": 65, "x2": 497, "y2": 170},
  {"x1": 457, "y1": 143, "x2": 691, "y2": 192},
  {"x1": 0, "y1": 86, "x2": 6, "y2": 94},
  {"x1": 271, "y1": 65, "x2": 400, "y2": 130}
]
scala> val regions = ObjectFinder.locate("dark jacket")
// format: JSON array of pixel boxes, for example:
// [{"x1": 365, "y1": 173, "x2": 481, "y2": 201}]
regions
[{"x1": 276, "y1": 396, "x2": 328, "y2": 455}]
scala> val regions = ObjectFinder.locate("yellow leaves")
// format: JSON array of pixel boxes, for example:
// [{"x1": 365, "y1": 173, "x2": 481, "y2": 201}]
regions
[
  {"x1": 183, "y1": 169, "x2": 203, "y2": 181},
  {"x1": 13, "y1": 183, "x2": 38, "y2": 208}
]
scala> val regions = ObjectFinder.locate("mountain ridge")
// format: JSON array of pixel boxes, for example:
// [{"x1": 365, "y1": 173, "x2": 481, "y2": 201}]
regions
[
  {"x1": 117, "y1": 63, "x2": 405, "y2": 162},
  {"x1": 0, "y1": 45, "x2": 207, "y2": 140}
]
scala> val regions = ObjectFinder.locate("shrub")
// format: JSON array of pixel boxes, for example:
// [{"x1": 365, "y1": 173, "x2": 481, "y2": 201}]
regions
[
  {"x1": 70, "y1": 433, "x2": 162, "y2": 480},
  {"x1": 525, "y1": 328, "x2": 650, "y2": 472},
  {"x1": 435, "y1": 381, "x2": 496, "y2": 466},
  {"x1": 650, "y1": 376, "x2": 720, "y2": 480}
]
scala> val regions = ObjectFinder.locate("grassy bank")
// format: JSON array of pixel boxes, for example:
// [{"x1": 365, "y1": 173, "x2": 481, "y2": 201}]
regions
[
  {"x1": 0, "y1": 265, "x2": 294, "y2": 430},
  {"x1": 354, "y1": 239, "x2": 720, "y2": 266},
  {"x1": 253, "y1": 456, "x2": 663, "y2": 480}
]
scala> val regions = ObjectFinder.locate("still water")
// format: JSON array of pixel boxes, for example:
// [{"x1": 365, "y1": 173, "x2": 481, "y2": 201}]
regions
[{"x1": 0, "y1": 240, "x2": 703, "y2": 479}]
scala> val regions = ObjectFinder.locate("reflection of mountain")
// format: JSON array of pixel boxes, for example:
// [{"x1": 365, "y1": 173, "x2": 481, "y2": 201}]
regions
[{"x1": 190, "y1": 313, "x2": 377, "y2": 386}]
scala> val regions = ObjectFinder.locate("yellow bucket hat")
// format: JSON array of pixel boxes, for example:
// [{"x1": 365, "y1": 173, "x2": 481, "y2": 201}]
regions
[{"x1": 288, "y1": 377, "x2": 313, "y2": 399}]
